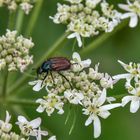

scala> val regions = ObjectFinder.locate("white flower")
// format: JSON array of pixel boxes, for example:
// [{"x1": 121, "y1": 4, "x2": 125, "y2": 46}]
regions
[
  {"x1": 0, "y1": 111, "x2": 12, "y2": 133},
  {"x1": 64, "y1": 89, "x2": 84, "y2": 105},
  {"x1": 113, "y1": 60, "x2": 140, "y2": 82},
  {"x1": 48, "y1": 136, "x2": 57, "y2": 140},
  {"x1": 36, "y1": 94, "x2": 64, "y2": 116},
  {"x1": 67, "y1": 20, "x2": 96, "y2": 47},
  {"x1": 122, "y1": 81, "x2": 140, "y2": 113},
  {"x1": 118, "y1": 0, "x2": 140, "y2": 27},
  {"x1": 71, "y1": 52, "x2": 91, "y2": 72},
  {"x1": 8, "y1": 1, "x2": 17, "y2": 11},
  {"x1": 20, "y1": 2, "x2": 33, "y2": 15},
  {"x1": 88, "y1": 64, "x2": 103, "y2": 80},
  {"x1": 16, "y1": 116, "x2": 47, "y2": 139},
  {"x1": 82, "y1": 89, "x2": 121, "y2": 138},
  {"x1": 100, "y1": 73, "x2": 114, "y2": 89}
]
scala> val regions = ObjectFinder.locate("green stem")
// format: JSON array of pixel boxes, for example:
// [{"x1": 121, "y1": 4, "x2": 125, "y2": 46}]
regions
[
  {"x1": 2, "y1": 10, "x2": 16, "y2": 97},
  {"x1": 6, "y1": 98, "x2": 38, "y2": 106},
  {"x1": 25, "y1": 0, "x2": 44, "y2": 37},
  {"x1": 15, "y1": 8, "x2": 24, "y2": 34},
  {"x1": 8, "y1": 11, "x2": 16, "y2": 29},
  {"x1": 2, "y1": 69, "x2": 9, "y2": 98},
  {"x1": 80, "y1": 20, "x2": 128, "y2": 55},
  {"x1": 69, "y1": 107, "x2": 77, "y2": 135},
  {"x1": 8, "y1": 33, "x2": 68, "y2": 95},
  {"x1": 65, "y1": 105, "x2": 72, "y2": 124}
]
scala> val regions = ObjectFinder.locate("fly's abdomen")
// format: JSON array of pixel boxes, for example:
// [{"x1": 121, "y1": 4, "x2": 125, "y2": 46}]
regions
[{"x1": 50, "y1": 57, "x2": 71, "y2": 71}]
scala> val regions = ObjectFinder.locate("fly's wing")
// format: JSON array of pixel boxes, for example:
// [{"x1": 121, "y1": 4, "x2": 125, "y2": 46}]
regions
[{"x1": 50, "y1": 57, "x2": 71, "y2": 71}]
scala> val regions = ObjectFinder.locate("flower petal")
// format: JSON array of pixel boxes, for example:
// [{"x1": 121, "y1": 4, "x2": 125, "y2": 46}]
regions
[
  {"x1": 100, "y1": 103, "x2": 122, "y2": 111},
  {"x1": 72, "y1": 52, "x2": 81, "y2": 62},
  {"x1": 93, "y1": 115, "x2": 101, "y2": 138},
  {"x1": 40, "y1": 130, "x2": 48, "y2": 136},
  {"x1": 67, "y1": 32, "x2": 82, "y2": 47},
  {"x1": 97, "y1": 89, "x2": 106, "y2": 106},
  {"x1": 121, "y1": 12, "x2": 135, "y2": 19},
  {"x1": 36, "y1": 105, "x2": 45, "y2": 113},
  {"x1": 18, "y1": 116, "x2": 27, "y2": 123},
  {"x1": 67, "y1": 32, "x2": 76, "y2": 39},
  {"x1": 37, "y1": 127, "x2": 48, "y2": 140},
  {"x1": 48, "y1": 136, "x2": 56, "y2": 140},
  {"x1": 81, "y1": 59, "x2": 91, "y2": 68},
  {"x1": 85, "y1": 115, "x2": 93, "y2": 126},
  {"x1": 29, "y1": 117, "x2": 41, "y2": 128},
  {"x1": 5, "y1": 111, "x2": 11, "y2": 123},
  {"x1": 122, "y1": 96, "x2": 133, "y2": 106},
  {"x1": 75, "y1": 33, "x2": 82, "y2": 47},
  {"x1": 106, "y1": 97, "x2": 116, "y2": 104},
  {"x1": 130, "y1": 97, "x2": 140, "y2": 113},
  {"x1": 118, "y1": 4, "x2": 130, "y2": 11},
  {"x1": 113, "y1": 74, "x2": 131, "y2": 80},
  {"x1": 98, "y1": 111, "x2": 111, "y2": 119},
  {"x1": 28, "y1": 80, "x2": 38, "y2": 85},
  {"x1": 33, "y1": 81, "x2": 43, "y2": 92},
  {"x1": 57, "y1": 109, "x2": 64, "y2": 114},
  {"x1": 129, "y1": 15, "x2": 138, "y2": 28}
]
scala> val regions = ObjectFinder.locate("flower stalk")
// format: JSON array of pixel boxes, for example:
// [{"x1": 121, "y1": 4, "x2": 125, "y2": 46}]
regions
[
  {"x1": 15, "y1": 8, "x2": 24, "y2": 34},
  {"x1": 8, "y1": 11, "x2": 16, "y2": 30},
  {"x1": 25, "y1": 0, "x2": 44, "y2": 36},
  {"x1": 2, "y1": 68, "x2": 9, "y2": 99}
]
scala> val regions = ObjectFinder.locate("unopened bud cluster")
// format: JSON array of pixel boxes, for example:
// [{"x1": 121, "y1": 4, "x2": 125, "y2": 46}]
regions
[
  {"x1": 50, "y1": 0, "x2": 122, "y2": 47},
  {"x1": 0, "y1": 131, "x2": 26, "y2": 140},
  {"x1": 29, "y1": 52, "x2": 121, "y2": 138},
  {"x1": 0, "y1": 29, "x2": 34, "y2": 72},
  {"x1": 0, "y1": 0, "x2": 35, "y2": 14}
]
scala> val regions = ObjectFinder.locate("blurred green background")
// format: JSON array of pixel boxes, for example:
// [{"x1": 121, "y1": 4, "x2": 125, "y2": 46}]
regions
[{"x1": 0, "y1": 0, "x2": 140, "y2": 140}]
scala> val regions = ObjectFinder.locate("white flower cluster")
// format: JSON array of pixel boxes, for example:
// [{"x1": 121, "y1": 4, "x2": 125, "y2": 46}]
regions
[
  {"x1": 119, "y1": 0, "x2": 140, "y2": 28},
  {"x1": 0, "y1": 0, "x2": 35, "y2": 14},
  {"x1": 0, "y1": 111, "x2": 49, "y2": 140},
  {"x1": 113, "y1": 60, "x2": 140, "y2": 113},
  {"x1": 29, "y1": 52, "x2": 121, "y2": 138},
  {"x1": 0, "y1": 29, "x2": 34, "y2": 72},
  {"x1": 50, "y1": 0, "x2": 122, "y2": 47}
]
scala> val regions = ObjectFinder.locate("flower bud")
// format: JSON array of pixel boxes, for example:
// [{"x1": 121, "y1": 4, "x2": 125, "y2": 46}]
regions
[
  {"x1": 1, "y1": 50, "x2": 8, "y2": 57},
  {"x1": 70, "y1": 5, "x2": 78, "y2": 12},
  {"x1": 84, "y1": 7, "x2": 92, "y2": 14},
  {"x1": 5, "y1": 55, "x2": 13, "y2": 63}
]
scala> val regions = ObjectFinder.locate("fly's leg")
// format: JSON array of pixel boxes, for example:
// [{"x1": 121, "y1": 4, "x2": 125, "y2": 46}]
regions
[
  {"x1": 50, "y1": 71, "x2": 55, "y2": 86},
  {"x1": 58, "y1": 72, "x2": 73, "y2": 89},
  {"x1": 41, "y1": 71, "x2": 48, "y2": 87}
]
